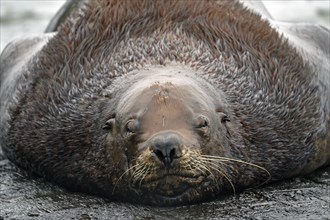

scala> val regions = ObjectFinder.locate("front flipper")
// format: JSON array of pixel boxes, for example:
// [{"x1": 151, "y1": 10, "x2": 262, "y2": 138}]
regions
[
  {"x1": 0, "y1": 33, "x2": 55, "y2": 146},
  {"x1": 273, "y1": 22, "x2": 330, "y2": 174},
  {"x1": 45, "y1": 0, "x2": 87, "y2": 33}
]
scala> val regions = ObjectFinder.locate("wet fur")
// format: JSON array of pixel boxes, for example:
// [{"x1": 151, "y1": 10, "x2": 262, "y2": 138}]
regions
[{"x1": 0, "y1": 0, "x2": 329, "y2": 205}]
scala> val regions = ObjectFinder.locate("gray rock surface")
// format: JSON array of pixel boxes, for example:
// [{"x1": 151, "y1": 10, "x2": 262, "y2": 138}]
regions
[{"x1": 1, "y1": 152, "x2": 329, "y2": 220}]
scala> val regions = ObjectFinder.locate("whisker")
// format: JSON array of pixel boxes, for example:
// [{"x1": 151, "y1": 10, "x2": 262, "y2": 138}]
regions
[
  {"x1": 132, "y1": 163, "x2": 149, "y2": 182},
  {"x1": 139, "y1": 165, "x2": 151, "y2": 190},
  {"x1": 200, "y1": 157, "x2": 232, "y2": 169},
  {"x1": 191, "y1": 158, "x2": 214, "y2": 179},
  {"x1": 206, "y1": 161, "x2": 236, "y2": 194},
  {"x1": 195, "y1": 163, "x2": 210, "y2": 176},
  {"x1": 112, "y1": 163, "x2": 140, "y2": 195},
  {"x1": 201, "y1": 155, "x2": 272, "y2": 184},
  {"x1": 195, "y1": 161, "x2": 219, "y2": 186}
]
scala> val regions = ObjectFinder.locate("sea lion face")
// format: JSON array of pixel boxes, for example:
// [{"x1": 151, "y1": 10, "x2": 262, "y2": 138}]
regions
[{"x1": 104, "y1": 66, "x2": 238, "y2": 205}]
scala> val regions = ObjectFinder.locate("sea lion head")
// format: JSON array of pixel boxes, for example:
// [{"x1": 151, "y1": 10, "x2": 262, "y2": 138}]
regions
[{"x1": 103, "y1": 65, "x2": 257, "y2": 205}]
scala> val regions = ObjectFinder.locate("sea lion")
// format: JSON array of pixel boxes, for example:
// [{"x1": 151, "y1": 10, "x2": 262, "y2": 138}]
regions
[{"x1": 0, "y1": 0, "x2": 329, "y2": 206}]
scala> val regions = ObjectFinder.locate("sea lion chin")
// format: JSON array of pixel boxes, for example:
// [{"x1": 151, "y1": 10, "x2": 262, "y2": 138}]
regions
[{"x1": 0, "y1": 0, "x2": 329, "y2": 206}]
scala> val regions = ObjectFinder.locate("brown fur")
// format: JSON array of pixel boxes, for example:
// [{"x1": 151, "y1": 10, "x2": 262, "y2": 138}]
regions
[{"x1": 1, "y1": 0, "x2": 328, "y2": 206}]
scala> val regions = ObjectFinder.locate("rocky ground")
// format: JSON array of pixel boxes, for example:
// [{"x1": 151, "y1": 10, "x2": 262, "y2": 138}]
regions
[{"x1": 1, "y1": 152, "x2": 329, "y2": 220}]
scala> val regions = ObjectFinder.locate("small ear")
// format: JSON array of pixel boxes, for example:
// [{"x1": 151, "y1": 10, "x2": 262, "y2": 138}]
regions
[
  {"x1": 217, "y1": 112, "x2": 230, "y2": 123},
  {"x1": 194, "y1": 115, "x2": 210, "y2": 128},
  {"x1": 103, "y1": 118, "x2": 115, "y2": 130},
  {"x1": 221, "y1": 114, "x2": 230, "y2": 123}
]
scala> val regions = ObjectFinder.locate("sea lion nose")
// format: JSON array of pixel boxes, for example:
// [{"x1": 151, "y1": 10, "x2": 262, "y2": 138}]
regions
[{"x1": 150, "y1": 132, "x2": 183, "y2": 168}]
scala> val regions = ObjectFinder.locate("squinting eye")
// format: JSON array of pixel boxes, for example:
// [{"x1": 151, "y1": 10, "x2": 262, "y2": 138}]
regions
[
  {"x1": 103, "y1": 118, "x2": 115, "y2": 130},
  {"x1": 125, "y1": 120, "x2": 137, "y2": 133},
  {"x1": 221, "y1": 115, "x2": 230, "y2": 123},
  {"x1": 195, "y1": 115, "x2": 209, "y2": 128}
]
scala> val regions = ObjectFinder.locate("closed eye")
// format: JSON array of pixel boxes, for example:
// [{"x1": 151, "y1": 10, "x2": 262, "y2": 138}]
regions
[
  {"x1": 195, "y1": 115, "x2": 209, "y2": 128},
  {"x1": 221, "y1": 115, "x2": 230, "y2": 123},
  {"x1": 103, "y1": 118, "x2": 115, "y2": 130}
]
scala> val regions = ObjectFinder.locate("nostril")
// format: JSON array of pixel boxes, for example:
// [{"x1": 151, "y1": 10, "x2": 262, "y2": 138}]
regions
[
  {"x1": 169, "y1": 148, "x2": 176, "y2": 160},
  {"x1": 154, "y1": 149, "x2": 165, "y2": 162},
  {"x1": 153, "y1": 148, "x2": 175, "y2": 167},
  {"x1": 150, "y1": 133, "x2": 183, "y2": 167},
  {"x1": 152, "y1": 145, "x2": 180, "y2": 168}
]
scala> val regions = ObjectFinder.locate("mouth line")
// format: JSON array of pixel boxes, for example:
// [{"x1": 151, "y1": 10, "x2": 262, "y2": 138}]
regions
[
  {"x1": 131, "y1": 175, "x2": 207, "y2": 197},
  {"x1": 145, "y1": 173, "x2": 200, "y2": 183},
  {"x1": 153, "y1": 187, "x2": 191, "y2": 198}
]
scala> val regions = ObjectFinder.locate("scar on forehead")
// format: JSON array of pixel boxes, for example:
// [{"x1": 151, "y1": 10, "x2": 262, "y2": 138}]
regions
[{"x1": 150, "y1": 82, "x2": 173, "y2": 105}]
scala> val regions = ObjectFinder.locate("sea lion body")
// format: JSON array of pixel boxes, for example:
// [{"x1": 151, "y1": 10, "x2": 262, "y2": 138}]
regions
[{"x1": 0, "y1": 0, "x2": 329, "y2": 205}]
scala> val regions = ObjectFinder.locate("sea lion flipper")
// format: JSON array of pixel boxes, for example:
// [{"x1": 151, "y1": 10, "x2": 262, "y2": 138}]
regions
[
  {"x1": 0, "y1": 34, "x2": 54, "y2": 137},
  {"x1": 272, "y1": 22, "x2": 330, "y2": 60},
  {"x1": 45, "y1": 0, "x2": 87, "y2": 33},
  {"x1": 239, "y1": 0, "x2": 272, "y2": 19},
  {"x1": 273, "y1": 22, "x2": 330, "y2": 172},
  {"x1": 241, "y1": 1, "x2": 329, "y2": 64},
  {"x1": 0, "y1": 34, "x2": 54, "y2": 83},
  {"x1": 274, "y1": 22, "x2": 330, "y2": 108},
  {"x1": 235, "y1": 0, "x2": 329, "y2": 173}
]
